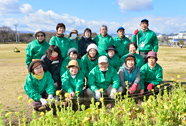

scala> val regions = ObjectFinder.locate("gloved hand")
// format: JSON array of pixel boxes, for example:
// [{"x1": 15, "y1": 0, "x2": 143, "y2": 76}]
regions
[
  {"x1": 95, "y1": 90, "x2": 101, "y2": 100},
  {"x1": 134, "y1": 29, "x2": 138, "y2": 35},
  {"x1": 48, "y1": 94, "x2": 53, "y2": 103},
  {"x1": 147, "y1": 83, "x2": 154, "y2": 91},
  {"x1": 110, "y1": 88, "x2": 117, "y2": 99},
  {"x1": 40, "y1": 98, "x2": 48, "y2": 106},
  {"x1": 129, "y1": 84, "x2": 137, "y2": 94}
]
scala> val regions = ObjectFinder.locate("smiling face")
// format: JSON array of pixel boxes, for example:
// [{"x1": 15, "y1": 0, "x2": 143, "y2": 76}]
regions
[
  {"x1": 69, "y1": 66, "x2": 78, "y2": 76},
  {"x1": 107, "y1": 50, "x2": 115, "y2": 58},
  {"x1": 129, "y1": 44, "x2": 136, "y2": 54},
  {"x1": 33, "y1": 65, "x2": 43, "y2": 75},
  {"x1": 100, "y1": 26, "x2": 107, "y2": 37},
  {"x1": 69, "y1": 52, "x2": 78, "y2": 60},
  {"x1": 57, "y1": 27, "x2": 65, "y2": 34},
  {"x1": 84, "y1": 31, "x2": 91, "y2": 38},
  {"x1": 126, "y1": 59, "x2": 135, "y2": 68},
  {"x1": 36, "y1": 32, "x2": 45, "y2": 43},
  {"x1": 148, "y1": 57, "x2": 156, "y2": 66},
  {"x1": 51, "y1": 51, "x2": 58, "y2": 57},
  {"x1": 98, "y1": 62, "x2": 109, "y2": 71},
  {"x1": 140, "y1": 22, "x2": 148, "y2": 31},
  {"x1": 88, "y1": 48, "x2": 97, "y2": 57}
]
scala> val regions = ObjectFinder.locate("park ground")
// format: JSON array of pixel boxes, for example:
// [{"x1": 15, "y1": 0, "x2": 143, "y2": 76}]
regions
[{"x1": 0, "y1": 44, "x2": 186, "y2": 125}]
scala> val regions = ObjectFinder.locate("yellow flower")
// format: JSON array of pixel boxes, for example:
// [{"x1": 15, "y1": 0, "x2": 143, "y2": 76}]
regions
[
  {"x1": 82, "y1": 117, "x2": 89, "y2": 123},
  {"x1": 100, "y1": 97, "x2": 104, "y2": 102},
  {"x1": 60, "y1": 118, "x2": 64, "y2": 121},
  {"x1": 56, "y1": 90, "x2": 60, "y2": 96},
  {"x1": 18, "y1": 96, "x2": 22, "y2": 100},
  {"x1": 64, "y1": 93, "x2": 69, "y2": 98},
  {"x1": 28, "y1": 99, "x2": 33, "y2": 103},
  {"x1": 15, "y1": 112, "x2": 19, "y2": 116},
  {"x1": 99, "y1": 88, "x2": 103, "y2": 93},
  {"x1": 157, "y1": 85, "x2": 160, "y2": 89},
  {"x1": 151, "y1": 89, "x2": 154, "y2": 92},
  {"x1": 96, "y1": 102, "x2": 100, "y2": 106},
  {"x1": 177, "y1": 75, "x2": 181, "y2": 79},
  {"x1": 40, "y1": 112, "x2": 44, "y2": 116},
  {"x1": 119, "y1": 92, "x2": 122, "y2": 95},
  {"x1": 5, "y1": 112, "x2": 12, "y2": 117},
  {"x1": 171, "y1": 78, "x2": 175, "y2": 82}
]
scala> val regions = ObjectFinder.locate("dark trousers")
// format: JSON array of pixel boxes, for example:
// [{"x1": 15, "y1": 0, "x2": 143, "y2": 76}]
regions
[{"x1": 139, "y1": 52, "x2": 148, "y2": 63}]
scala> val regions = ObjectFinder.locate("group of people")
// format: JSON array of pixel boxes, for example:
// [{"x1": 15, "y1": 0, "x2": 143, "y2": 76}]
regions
[{"x1": 24, "y1": 19, "x2": 163, "y2": 111}]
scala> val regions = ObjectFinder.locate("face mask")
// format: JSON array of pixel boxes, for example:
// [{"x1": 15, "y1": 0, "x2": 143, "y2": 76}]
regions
[{"x1": 71, "y1": 34, "x2": 77, "y2": 39}]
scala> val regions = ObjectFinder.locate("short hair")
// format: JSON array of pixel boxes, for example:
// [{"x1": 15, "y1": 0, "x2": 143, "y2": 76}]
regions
[
  {"x1": 69, "y1": 51, "x2": 78, "y2": 55},
  {"x1": 127, "y1": 42, "x2": 138, "y2": 51},
  {"x1": 100, "y1": 25, "x2": 107, "y2": 31},
  {"x1": 56, "y1": 23, "x2": 66, "y2": 31},
  {"x1": 84, "y1": 28, "x2": 92, "y2": 36},
  {"x1": 46, "y1": 45, "x2": 62, "y2": 58},
  {"x1": 125, "y1": 57, "x2": 136, "y2": 65}
]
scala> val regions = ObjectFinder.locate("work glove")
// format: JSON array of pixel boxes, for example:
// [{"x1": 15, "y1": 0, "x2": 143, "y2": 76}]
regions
[
  {"x1": 134, "y1": 29, "x2": 138, "y2": 35},
  {"x1": 48, "y1": 94, "x2": 53, "y2": 103},
  {"x1": 95, "y1": 90, "x2": 101, "y2": 100},
  {"x1": 110, "y1": 88, "x2": 117, "y2": 99},
  {"x1": 129, "y1": 84, "x2": 137, "y2": 94},
  {"x1": 40, "y1": 98, "x2": 48, "y2": 106},
  {"x1": 147, "y1": 83, "x2": 154, "y2": 91}
]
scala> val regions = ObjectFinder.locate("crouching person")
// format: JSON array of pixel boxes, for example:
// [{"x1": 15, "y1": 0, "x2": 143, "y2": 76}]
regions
[
  {"x1": 86, "y1": 56, "x2": 123, "y2": 101},
  {"x1": 24, "y1": 60, "x2": 56, "y2": 111},
  {"x1": 62, "y1": 60, "x2": 85, "y2": 98},
  {"x1": 140, "y1": 51, "x2": 163, "y2": 95},
  {"x1": 119, "y1": 54, "x2": 141, "y2": 94}
]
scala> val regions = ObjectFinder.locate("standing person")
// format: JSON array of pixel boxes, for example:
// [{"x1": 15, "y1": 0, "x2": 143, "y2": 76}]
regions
[
  {"x1": 24, "y1": 60, "x2": 56, "y2": 111},
  {"x1": 68, "y1": 29, "x2": 79, "y2": 52},
  {"x1": 41, "y1": 45, "x2": 62, "y2": 91},
  {"x1": 113, "y1": 26, "x2": 130, "y2": 57},
  {"x1": 86, "y1": 56, "x2": 123, "y2": 100},
  {"x1": 120, "y1": 42, "x2": 144, "y2": 68},
  {"x1": 105, "y1": 45, "x2": 120, "y2": 71},
  {"x1": 60, "y1": 48, "x2": 82, "y2": 76},
  {"x1": 25, "y1": 29, "x2": 49, "y2": 67},
  {"x1": 132, "y1": 19, "x2": 158, "y2": 62},
  {"x1": 93, "y1": 25, "x2": 114, "y2": 55},
  {"x1": 119, "y1": 54, "x2": 141, "y2": 94},
  {"x1": 61, "y1": 60, "x2": 85, "y2": 98},
  {"x1": 140, "y1": 51, "x2": 163, "y2": 95},
  {"x1": 78, "y1": 28, "x2": 96, "y2": 58},
  {"x1": 49, "y1": 23, "x2": 70, "y2": 59},
  {"x1": 81, "y1": 43, "x2": 99, "y2": 77}
]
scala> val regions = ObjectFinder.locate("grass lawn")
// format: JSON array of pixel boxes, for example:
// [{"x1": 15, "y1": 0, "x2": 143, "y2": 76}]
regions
[{"x1": 0, "y1": 44, "x2": 185, "y2": 124}]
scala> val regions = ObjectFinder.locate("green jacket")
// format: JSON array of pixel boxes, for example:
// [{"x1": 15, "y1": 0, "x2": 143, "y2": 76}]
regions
[
  {"x1": 81, "y1": 54, "x2": 99, "y2": 77},
  {"x1": 140, "y1": 63, "x2": 163, "y2": 89},
  {"x1": 60, "y1": 57, "x2": 82, "y2": 76},
  {"x1": 106, "y1": 54, "x2": 121, "y2": 71},
  {"x1": 68, "y1": 36, "x2": 79, "y2": 51},
  {"x1": 25, "y1": 39, "x2": 49, "y2": 66},
  {"x1": 49, "y1": 36, "x2": 70, "y2": 59},
  {"x1": 113, "y1": 35, "x2": 130, "y2": 57},
  {"x1": 131, "y1": 28, "x2": 158, "y2": 52},
  {"x1": 24, "y1": 71, "x2": 56, "y2": 101},
  {"x1": 93, "y1": 33, "x2": 114, "y2": 55},
  {"x1": 62, "y1": 70, "x2": 85, "y2": 96},
  {"x1": 87, "y1": 65, "x2": 120, "y2": 92},
  {"x1": 120, "y1": 52, "x2": 144, "y2": 68}
]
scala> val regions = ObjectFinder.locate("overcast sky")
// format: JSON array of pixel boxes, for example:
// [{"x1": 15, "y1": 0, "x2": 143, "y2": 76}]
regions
[{"x1": 0, "y1": 0, "x2": 185, "y2": 34}]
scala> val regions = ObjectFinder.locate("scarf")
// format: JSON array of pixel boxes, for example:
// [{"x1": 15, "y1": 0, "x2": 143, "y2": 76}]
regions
[
  {"x1": 32, "y1": 71, "x2": 44, "y2": 80},
  {"x1": 55, "y1": 33, "x2": 64, "y2": 38},
  {"x1": 50, "y1": 56, "x2": 59, "y2": 61},
  {"x1": 87, "y1": 53, "x2": 98, "y2": 61}
]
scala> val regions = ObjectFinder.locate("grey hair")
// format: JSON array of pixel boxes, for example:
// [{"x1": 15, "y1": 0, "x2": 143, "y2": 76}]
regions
[{"x1": 100, "y1": 25, "x2": 107, "y2": 31}]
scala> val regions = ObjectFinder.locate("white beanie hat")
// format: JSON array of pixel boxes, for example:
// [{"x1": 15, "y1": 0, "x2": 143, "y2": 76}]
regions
[
  {"x1": 86, "y1": 43, "x2": 98, "y2": 52},
  {"x1": 98, "y1": 55, "x2": 108, "y2": 63},
  {"x1": 34, "y1": 29, "x2": 46, "y2": 38}
]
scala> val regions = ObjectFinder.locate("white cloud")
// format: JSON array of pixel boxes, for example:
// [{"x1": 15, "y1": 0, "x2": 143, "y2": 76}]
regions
[
  {"x1": 0, "y1": 0, "x2": 20, "y2": 14},
  {"x1": 20, "y1": 4, "x2": 34, "y2": 14},
  {"x1": 117, "y1": 0, "x2": 153, "y2": 11}
]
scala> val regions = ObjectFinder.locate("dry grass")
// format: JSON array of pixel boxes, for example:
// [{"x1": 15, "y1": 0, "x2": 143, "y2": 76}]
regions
[{"x1": 0, "y1": 44, "x2": 186, "y2": 124}]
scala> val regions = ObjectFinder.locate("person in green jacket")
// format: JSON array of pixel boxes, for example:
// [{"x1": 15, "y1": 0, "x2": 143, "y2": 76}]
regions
[
  {"x1": 86, "y1": 56, "x2": 123, "y2": 100},
  {"x1": 60, "y1": 48, "x2": 82, "y2": 76},
  {"x1": 140, "y1": 51, "x2": 163, "y2": 95},
  {"x1": 120, "y1": 42, "x2": 144, "y2": 68},
  {"x1": 24, "y1": 60, "x2": 56, "y2": 111},
  {"x1": 132, "y1": 19, "x2": 158, "y2": 62},
  {"x1": 119, "y1": 54, "x2": 141, "y2": 94},
  {"x1": 93, "y1": 25, "x2": 114, "y2": 55},
  {"x1": 62, "y1": 60, "x2": 85, "y2": 97},
  {"x1": 105, "y1": 45, "x2": 120, "y2": 71},
  {"x1": 25, "y1": 29, "x2": 49, "y2": 67},
  {"x1": 81, "y1": 43, "x2": 99, "y2": 77},
  {"x1": 49, "y1": 23, "x2": 70, "y2": 59},
  {"x1": 113, "y1": 26, "x2": 130, "y2": 57},
  {"x1": 68, "y1": 29, "x2": 79, "y2": 52}
]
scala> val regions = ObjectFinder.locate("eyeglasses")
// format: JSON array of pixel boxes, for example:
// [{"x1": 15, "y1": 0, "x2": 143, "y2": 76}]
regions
[{"x1": 37, "y1": 35, "x2": 44, "y2": 37}]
